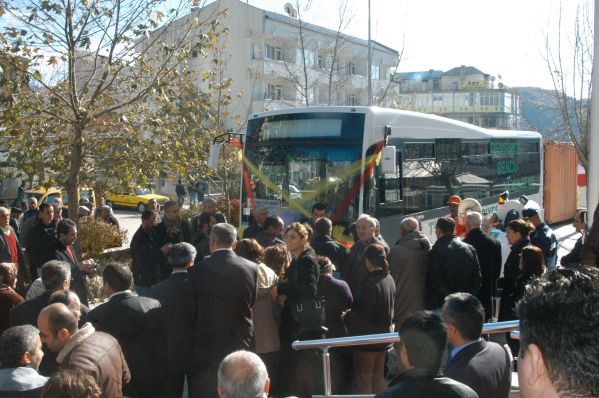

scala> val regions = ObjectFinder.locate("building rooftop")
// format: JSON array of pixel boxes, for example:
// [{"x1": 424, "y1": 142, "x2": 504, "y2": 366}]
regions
[
  {"x1": 443, "y1": 65, "x2": 487, "y2": 77},
  {"x1": 264, "y1": 10, "x2": 399, "y2": 56}
]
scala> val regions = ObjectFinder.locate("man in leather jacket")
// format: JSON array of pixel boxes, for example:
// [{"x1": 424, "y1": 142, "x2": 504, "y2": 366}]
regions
[{"x1": 426, "y1": 217, "x2": 481, "y2": 310}]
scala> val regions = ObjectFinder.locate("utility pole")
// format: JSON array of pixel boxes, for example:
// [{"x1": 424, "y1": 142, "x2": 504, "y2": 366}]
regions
[
  {"x1": 367, "y1": 0, "x2": 372, "y2": 106},
  {"x1": 589, "y1": 0, "x2": 599, "y2": 225}
]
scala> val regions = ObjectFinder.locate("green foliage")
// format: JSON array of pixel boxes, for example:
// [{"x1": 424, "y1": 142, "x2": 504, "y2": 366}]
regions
[
  {"x1": 77, "y1": 217, "x2": 127, "y2": 259},
  {"x1": 0, "y1": 0, "x2": 237, "y2": 220}
]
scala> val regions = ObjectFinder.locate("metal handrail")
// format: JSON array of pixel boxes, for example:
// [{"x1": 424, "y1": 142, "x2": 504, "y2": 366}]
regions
[
  {"x1": 292, "y1": 320, "x2": 519, "y2": 351},
  {"x1": 292, "y1": 332, "x2": 399, "y2": 350},
  {"x1": 292, "y1": 320, "x2": 520, "y2": 397}
]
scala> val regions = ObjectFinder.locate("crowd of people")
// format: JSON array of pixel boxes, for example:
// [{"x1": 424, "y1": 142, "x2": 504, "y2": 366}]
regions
[{"x1": 0, "y1": 191, "x2": 597, "y2": 398}]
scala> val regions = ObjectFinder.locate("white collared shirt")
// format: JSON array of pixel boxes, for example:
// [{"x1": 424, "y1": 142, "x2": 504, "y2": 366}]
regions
[
  {"x1": 171, "y1": 269, "x2": 188, "y2": 275},
  {"x1": 212, "y1": 248, "x2": 233, "y2": 254},
  {"x1": 109, "y1": 290, "x2": 132, "y2": 300}
]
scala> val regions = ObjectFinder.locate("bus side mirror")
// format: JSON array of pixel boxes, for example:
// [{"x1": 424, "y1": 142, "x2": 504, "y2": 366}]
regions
[
  {"x1": 381, "y1": 146, "x2": 396, "y2": 174},
  {"x1": 208, "y1": 144, "x2": 221, "y2": 170}
]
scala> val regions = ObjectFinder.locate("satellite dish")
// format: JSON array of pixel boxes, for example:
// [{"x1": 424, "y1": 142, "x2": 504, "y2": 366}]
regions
[
  {"x1": 284, "y1": 3, "x2": 298, "y2": 17},
  {"x1": 457, "y1": 198, "x2": 481, "y2": 216}
]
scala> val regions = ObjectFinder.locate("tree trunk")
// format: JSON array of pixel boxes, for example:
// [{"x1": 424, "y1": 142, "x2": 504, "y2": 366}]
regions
[{"x1": 65, "y1": 127, "x2": 84, "y2": 223}]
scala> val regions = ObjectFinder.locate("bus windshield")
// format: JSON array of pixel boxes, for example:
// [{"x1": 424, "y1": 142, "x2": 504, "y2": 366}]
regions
[{"x1": 243, "y1": 112, "x2": 365, "y2": 228}]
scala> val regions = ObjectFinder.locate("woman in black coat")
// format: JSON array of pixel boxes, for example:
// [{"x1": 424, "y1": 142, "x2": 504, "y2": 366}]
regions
[
  {"x1": 498, "y1": 219, "x2": 535, "y2": 321},
  {"x1": 345, "y1": 243, "x2": 395, "y2": 395},
  {"x1": 277, "y1": 222, "x2": 320, "y2": 397}
]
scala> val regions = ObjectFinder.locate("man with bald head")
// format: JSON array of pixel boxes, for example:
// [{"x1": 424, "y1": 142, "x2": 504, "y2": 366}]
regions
[
  {"x1": 388, "y1": 217, "x2": 431, "y2": 374},
  {"x1": 243, "y1": 207, "x2": 268, "y2": 239},
  {"x1": 37, "y1": 303, "x2": 130, "y2": 398},
  {"x1": 217, "y1": 351, "x2": 270, "y2": 398},
  {"x1": 344, "y1": 214, "x2": 388, "y2": 295}
]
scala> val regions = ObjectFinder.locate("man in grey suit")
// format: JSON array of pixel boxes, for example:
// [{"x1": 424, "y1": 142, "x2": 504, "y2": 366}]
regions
[
  {"x1": 188, "y1": 223, "x2": 258, "y2": 398},
  {"x1": 151, "y1": 242, "x2": 196, "y2": 398},
  {"x1": 442, "y1": 293, "x2": 512, "y2": 398}
]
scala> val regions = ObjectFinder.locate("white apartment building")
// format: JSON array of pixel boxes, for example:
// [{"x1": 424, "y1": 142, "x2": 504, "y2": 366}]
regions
[
  {"x1": 143, "y1": 0, "x2": 400, "y2": 130},
  {"x1": 394, "y1": 66, "x2": 521, "y2": 129}
]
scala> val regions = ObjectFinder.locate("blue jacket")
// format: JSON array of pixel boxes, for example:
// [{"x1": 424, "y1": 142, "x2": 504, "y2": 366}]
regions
[
  {"x1": 530, "y1": 223, "x2": 557, "y2": 268},
  {"x1": 0, "y1": 366, "x2": 47, "y2": 396}
]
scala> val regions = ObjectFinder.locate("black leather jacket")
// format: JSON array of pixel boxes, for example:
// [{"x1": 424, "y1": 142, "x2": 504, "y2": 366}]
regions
[{"x1": 426, "y1": 234, "x2": 482, "y2": 309}]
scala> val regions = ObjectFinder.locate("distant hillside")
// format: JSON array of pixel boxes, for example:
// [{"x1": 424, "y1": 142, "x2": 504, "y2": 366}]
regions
[{"x1": 512, "y1": 86, "x2": 576, "y2": 141}]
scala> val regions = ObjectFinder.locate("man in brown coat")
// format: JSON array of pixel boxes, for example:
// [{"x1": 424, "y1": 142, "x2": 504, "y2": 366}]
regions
[
  {"x1": 37, "y1": 303, "x2": 130, "y2": 398},
  {"x1": 388, "y1": 217, "x2": 431, "y2": 375}
]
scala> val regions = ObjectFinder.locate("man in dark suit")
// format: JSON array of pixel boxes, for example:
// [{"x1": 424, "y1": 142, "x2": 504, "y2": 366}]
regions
[
  {"x1": 442, "y1": 293, "x2": 512, "y2": 398},
  {"x1": 130, "y1": 210, "x2": 168, "y2": 297},
  {"x1": 25, "y1": 202, "x2": 57, "y2": 280},
  {"x1": 87, "y1": 262, "x2": 166, "y2": 398},
  {"x1": 463, "y1": 212, "x2": 502, "y2": 321},
  {"x1": 377, "y1": 311, "x2": 477, "y2": 398},
  {"x1": 188, "y1": 223, "x2": 258, "y2": 398},
  {"x1": 151, "y1": 242, "x2": 197, "y2": 398},
  {"x1": 54, "y1": 218, "x2": 95, "y2": 307},
  {"x1": 310, "y1": 217, "x2": 347, "y2": 270},
  {"x1": 9, "y1": 260, "x2": 71, "y2": 376}
]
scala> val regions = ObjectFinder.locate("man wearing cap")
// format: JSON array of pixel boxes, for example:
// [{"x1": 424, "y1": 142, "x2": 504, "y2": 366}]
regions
[
  {"x1": 522, "y1": 208, "x2": 557, "y2": 269},
  {"x1": 447, "y1": 195, "x2": 466, "y2": 238}
]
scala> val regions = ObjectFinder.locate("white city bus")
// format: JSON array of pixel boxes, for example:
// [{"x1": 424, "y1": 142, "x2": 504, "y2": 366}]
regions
[{"x1": 240, "y1": 106, "x2": 542, "y2": 246}]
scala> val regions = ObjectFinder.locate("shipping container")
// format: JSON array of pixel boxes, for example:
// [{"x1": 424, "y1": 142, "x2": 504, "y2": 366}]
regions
[{"x1": 543, "y1": 141, "x2": 578, "y2": 224}]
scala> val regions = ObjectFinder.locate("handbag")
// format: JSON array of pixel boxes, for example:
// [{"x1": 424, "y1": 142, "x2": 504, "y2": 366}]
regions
[
  {"x1": 291, "y1": 297, "x2": 326, "y2": 336},
  {"x1": 290, "y1": 256, "x2": 326, "y2": 336}
]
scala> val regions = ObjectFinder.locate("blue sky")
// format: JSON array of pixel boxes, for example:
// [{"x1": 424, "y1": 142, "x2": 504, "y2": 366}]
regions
[{"x1": 236, "y1": 0, "x2": 586, "y2": 90}]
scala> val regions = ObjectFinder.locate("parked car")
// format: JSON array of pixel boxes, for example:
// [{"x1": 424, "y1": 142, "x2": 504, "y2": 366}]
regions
[
  {"x1": 22, "y1": 187, "x2": 96, "y2": 216},
  {"x1": 106, "y1": 188, "x2": 169, "y2": 212}
]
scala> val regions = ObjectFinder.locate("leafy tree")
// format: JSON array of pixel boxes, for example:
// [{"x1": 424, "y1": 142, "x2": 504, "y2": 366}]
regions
[{"x1": 0, "y1": 0, "x2": 229, "y2": 219}]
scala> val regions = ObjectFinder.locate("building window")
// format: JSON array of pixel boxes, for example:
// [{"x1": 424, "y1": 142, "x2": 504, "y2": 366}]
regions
[
  {"x1": 266, "y1": 45, "x2": 282, "y2": 61},
  {"x1": 265, "y1": 84, "x2": 282, "y2": 100},
  {"x1": 317, "y1": 55, "x2": 324, "y2": 69},
  {"x1": 346, "y1": 62, "x2": 356, "y2": 75},
  {"x1": 371, "y1": 64, "x2": 380, "y2": 80},
  {"x1": 191, "y1": 50, "x2": 198, "y2": 58}
]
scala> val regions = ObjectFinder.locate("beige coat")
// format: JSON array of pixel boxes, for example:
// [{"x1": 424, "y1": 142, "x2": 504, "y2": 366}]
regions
[
  {"x1": 388, "y1": 230, "x2": 431, "y2": 328},
  {"x1": 253, "y1": 263, "x2": 281, "y2": 354}
]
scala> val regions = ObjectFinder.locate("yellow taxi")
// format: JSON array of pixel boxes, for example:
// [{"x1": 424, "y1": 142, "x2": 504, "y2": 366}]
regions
[
  {"x1": 22, "y1": 187, "x2": 96, "y2": 212},
  {"x1": 106, "y1": 187, "x2": 169, "y2": 212}
]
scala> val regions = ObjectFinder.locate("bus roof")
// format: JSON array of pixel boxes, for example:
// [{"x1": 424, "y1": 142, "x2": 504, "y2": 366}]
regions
[{"x1": 248, "y1": 106, "x2": 541, "y2": 140}]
